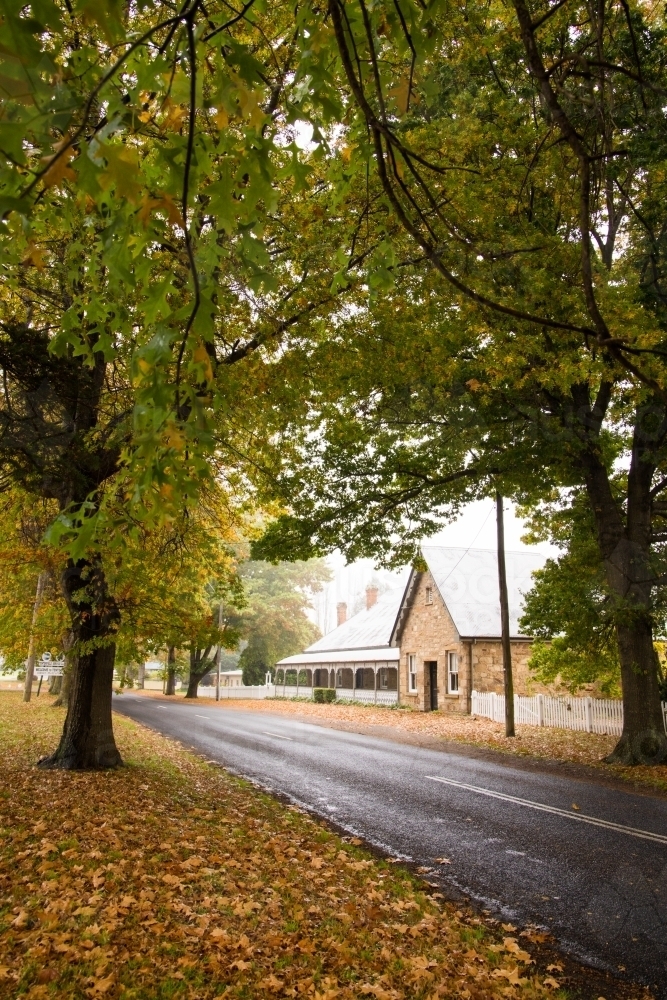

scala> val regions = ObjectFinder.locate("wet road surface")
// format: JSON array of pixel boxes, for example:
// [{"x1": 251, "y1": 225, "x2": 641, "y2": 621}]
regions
[{"x1": 113, "y1": 694, "x2": 667, "y2": 994}]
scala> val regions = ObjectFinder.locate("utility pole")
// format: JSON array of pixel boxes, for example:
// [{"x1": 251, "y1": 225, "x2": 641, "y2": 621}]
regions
[
  {"x1": 215, "y1": 600, "x2": 223, "y2": 702},
  {"x1": 496, "y1": 492, "x2": 515, "y2": 737},
  {"x1": 23, "y1": 570, "x2": 48, "y2": 703}
]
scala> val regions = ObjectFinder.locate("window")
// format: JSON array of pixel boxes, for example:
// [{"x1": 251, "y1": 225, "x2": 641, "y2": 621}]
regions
[
  {"x1": 447, "y1": 651, "x2": 459, "y2": 694},
  {"x1": 408, "y1": 654, "x2": 417, "y2": 693},
  {"x1": 380, "y1": 668, "x2": 388, "y2": 690},
  {"x1": 425, "y1": 586, "x2": 433, "y2": 605}
]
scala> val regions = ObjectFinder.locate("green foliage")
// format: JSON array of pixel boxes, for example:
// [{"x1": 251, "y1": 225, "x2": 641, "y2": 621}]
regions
[
  {"x1": 235, "y1": 560, "x2": 331, "y2": 685},
  {"x1": 519, "y1": 500, "x2": 622, "y2": 694},
  {"x1": 313, "y1": 688, "x2": 336, "y2": 704}
]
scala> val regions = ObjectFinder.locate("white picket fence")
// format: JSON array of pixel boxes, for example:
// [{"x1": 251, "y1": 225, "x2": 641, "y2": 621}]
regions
[{"x1": 472, "y1": 690, "x2": 667, "y2": 736}]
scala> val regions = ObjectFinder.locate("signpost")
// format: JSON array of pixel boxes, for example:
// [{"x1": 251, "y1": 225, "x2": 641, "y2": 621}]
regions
[{"x1": 34, "y1": 652, "x2": 65, "y2": 696}]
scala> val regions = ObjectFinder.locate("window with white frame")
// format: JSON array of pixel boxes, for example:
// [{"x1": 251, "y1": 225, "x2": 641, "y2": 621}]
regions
[
  {"x1": 425, "y1": 586, "x2": 433, "y2": 605},
  {"x1": 408, "y1": 654, "x2": 417, "y2": 693},
  {"x1": 447, "y1": 651, "x2": 459, "y2": 694}
]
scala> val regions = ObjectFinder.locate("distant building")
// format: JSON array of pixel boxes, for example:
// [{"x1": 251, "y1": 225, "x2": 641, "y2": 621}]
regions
[{"x1": 276, "y1": 546, "x2": 546, "y2": 711}]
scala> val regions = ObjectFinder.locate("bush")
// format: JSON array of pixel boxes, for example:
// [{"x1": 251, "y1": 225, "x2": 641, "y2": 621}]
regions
[{"x1": 313, "y1": 688, "x2": 336, "y2": 703}]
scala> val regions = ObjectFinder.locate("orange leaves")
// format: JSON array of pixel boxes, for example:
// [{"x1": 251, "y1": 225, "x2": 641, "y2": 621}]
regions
[
  {"x1": 21, "y1": 244, "x2": 46, "y2": 270},
  {"x1": 259, "y1": 973, "x2": 284, "y2": 991},
  {"x1": 138, "y1": 193, "x2": 184, "y2": 228},
  {"x1": 0, "y1": 695, "x2": 573, "y2": 1000},
  {"x1": 41, "y1": 142, "x2": 76, "y2": 188}
]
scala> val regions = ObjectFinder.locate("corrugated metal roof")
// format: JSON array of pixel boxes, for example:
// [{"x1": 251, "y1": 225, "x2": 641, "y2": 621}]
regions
[
  {"x1": 277, "y1": 546, "x2": 545, "y2": 668},
  {"x1": 275, "y1": 588, "x2": 404, "y2": 667},
  {"x1": 421, "y1": 545, "x2": 545, "y2": 638}
]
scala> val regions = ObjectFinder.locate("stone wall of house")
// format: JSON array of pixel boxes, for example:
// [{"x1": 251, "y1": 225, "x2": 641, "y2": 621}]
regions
[{"x1": 398, "y1": 570, "x2": 553, "y2": 713}]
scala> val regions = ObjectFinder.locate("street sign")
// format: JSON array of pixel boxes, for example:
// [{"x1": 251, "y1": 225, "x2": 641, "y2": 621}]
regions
[{"x1": 35, "y1": 654, "x2": 65, "y2": 679}]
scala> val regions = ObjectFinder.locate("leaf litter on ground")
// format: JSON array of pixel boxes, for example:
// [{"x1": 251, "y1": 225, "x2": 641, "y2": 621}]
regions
[{"x1": 0, "y1": 693, "x2": 654, "y2": 1000}]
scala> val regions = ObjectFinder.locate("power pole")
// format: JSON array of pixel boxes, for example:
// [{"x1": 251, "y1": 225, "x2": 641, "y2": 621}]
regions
[
  {"x1": 23, "y1": 570, "x2": 48, "y2": 703},
  {"x1": 215, "y1": 600, "x2": 223, "y2": 702},
  {"x1": 496, "y1": 493, "x2": 515, "y2": 737}
]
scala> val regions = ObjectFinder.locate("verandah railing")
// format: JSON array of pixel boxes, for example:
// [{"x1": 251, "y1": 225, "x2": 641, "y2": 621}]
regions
[{"x1": 471, "y1": 690, "x2": 667, "y2": 736}]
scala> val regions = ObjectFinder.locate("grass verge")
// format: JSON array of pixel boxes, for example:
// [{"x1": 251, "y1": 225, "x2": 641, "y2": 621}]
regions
[{"x1": 0, "y1": 693, "x2": 650, "y2": 1000}]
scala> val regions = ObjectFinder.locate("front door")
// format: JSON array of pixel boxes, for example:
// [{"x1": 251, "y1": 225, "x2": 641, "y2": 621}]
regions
[{"x1": 428, "y1": 661, "x2": 438, "y2": 711}]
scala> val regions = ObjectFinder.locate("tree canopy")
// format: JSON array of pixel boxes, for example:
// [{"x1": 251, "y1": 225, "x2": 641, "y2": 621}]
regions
[{"x1": 4, "y1": 0, "x2": 667, "y2": 765}]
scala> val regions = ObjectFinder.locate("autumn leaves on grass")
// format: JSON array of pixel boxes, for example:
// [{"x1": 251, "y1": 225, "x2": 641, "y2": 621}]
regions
[{"x1": 1, "y1": 694, "x2": 567, "y2": 999}]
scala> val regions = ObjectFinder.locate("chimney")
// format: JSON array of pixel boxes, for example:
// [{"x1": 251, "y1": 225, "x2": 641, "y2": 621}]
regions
[
  {"x1": 366, "y1": 585, "x2": 379, "y2": 610},
  {"x1": 337, "y1": 602, "x2": 347, "y2": 627}
]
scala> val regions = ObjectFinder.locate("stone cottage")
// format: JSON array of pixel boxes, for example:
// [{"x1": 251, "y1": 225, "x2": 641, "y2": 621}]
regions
[
  {"x1": 276, "y1": 545, "x2": 546, "y2": 711},
  {"x1": 391, "y1": 545, "x2": 546, "y2": 713}
]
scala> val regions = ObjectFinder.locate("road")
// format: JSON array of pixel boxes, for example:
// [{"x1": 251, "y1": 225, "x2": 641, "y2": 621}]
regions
[{"x1": 114, "y1": 694, "x2": 667, "y2": 993}]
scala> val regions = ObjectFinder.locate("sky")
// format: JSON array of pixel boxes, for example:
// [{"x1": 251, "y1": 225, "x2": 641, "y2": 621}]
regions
[{"x1": 309, "y1": 499, "x2": 557, "y2": 635}]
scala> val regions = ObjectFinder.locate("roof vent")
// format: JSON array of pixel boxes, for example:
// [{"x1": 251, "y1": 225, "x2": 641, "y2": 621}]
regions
[{"x1": 337, "y1": 602, "x2": 347, "y2": 626}]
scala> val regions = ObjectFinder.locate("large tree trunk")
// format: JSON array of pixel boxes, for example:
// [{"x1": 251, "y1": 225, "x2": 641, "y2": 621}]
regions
[
  {"x1": 165, "y1": 646, "x2": 177, "y2": 696},
  {"x1": 39, "y1": 560, "x2": 122, "y2": 770},
  {"x1": 185, "y1": 646, "x2": 214, "y2": 699},
  {"x1": 579, "y1": 406, "x2": 667, "y2": 765},
  {"x1": 137, "y1": 661, "x2": 145, "y2": 689}
]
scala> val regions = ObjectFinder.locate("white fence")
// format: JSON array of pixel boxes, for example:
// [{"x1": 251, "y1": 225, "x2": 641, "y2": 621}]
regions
[
  {"x1": 197, "y1": 684, "x2": 275, "y2": 700},
  {"x1": 195, "y1": 683, "x2": 397, "y2": 704},
  {"x1": 472, "y1": 690, "x2": 667, "y2": 736}
]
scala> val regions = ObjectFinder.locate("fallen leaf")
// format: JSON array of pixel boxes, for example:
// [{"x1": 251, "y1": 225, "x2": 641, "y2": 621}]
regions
[{"x1": 543, "y1": 976, "x2": 560, "y2": 988}]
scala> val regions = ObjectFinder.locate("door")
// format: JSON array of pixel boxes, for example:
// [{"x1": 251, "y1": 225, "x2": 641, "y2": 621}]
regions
[{"x1": 427, "y1": 661, "x2": 438, "y2": 711}]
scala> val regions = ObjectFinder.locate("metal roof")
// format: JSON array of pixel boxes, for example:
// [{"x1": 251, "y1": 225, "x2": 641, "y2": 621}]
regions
[
  {"x1": 276, "y1": 587, "x2": 404, "y2": 667},
  {"x1": 277, "y1": 546, "x2": 545, "y2": 667},
  {"x1": 418, "y1": 545, "x2": 545, "y2": 639}
]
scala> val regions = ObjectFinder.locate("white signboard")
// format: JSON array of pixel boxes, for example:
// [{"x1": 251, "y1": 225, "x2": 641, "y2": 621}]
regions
[{"x1": 35, "y1": 652, "x2": 65, "y2": 678}]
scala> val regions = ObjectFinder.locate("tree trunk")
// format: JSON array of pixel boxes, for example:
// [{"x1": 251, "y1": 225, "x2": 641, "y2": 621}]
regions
[
  {"x1": 137, "y1": 661, "x2": 145, "y2": 689},
  {"x1": 496, "y1": 493, "x2": 515, "y2": 737},
  {"x1": 579, "y1": 407, "x2": 667, "y2": 765},
  {"x1": 165, "y1": 646, "x2": 177, "y2": 696},
  {"x1": 53, "y1": 633, "x2": 75, "y2": 709},
  {"x1": 23, "y1": 570, "x2": 48, "y2": 703},
  {"x1": 39, "y1": 560, "x2": 121, "y2": 770},
  {"x1": 185, "y1": 646, "x2": 214, "y2": 698},
  {"x1": 49, "y1": 675, "x2": 62, "y2": 695}
]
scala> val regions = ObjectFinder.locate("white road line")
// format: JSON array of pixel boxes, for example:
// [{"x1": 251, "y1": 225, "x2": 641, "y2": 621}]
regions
[
  {"x1": 195, "y1": 715, "x2": 211, "y2": 720},
  {"x1": 425, "y1": 775, "x2": 667, "y2": 845},
  {"x1": 262, "y1": 731, "x2": 293, "y2": 741}
]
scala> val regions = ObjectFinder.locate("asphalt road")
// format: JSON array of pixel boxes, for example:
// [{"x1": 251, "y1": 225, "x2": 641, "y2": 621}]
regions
[{"x1": 113, "y1": 694, "x2": 667, "y2": 994}]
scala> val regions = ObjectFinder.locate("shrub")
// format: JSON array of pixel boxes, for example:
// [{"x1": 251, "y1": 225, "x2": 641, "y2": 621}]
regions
[{"x1": 313, "y1": 688, "x2": 336, "y2": 703}]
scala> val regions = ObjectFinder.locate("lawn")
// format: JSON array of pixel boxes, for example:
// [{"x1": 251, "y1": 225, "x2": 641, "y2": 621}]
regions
[{"x1": 0, "y1": 693, "x2": 649, "y2": 1000}]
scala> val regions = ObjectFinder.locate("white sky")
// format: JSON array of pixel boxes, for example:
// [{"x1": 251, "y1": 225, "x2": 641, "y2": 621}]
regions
[{"x1": 309, "y1": 499, "x2": 556, "y2": 635}]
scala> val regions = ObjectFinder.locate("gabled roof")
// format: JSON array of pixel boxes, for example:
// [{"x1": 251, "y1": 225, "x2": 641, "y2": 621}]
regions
[
  {"x1": 393, "y1": 546, "x2": 545, "y2": 641},
  {"x1": 277, "y1": 545, "x2": 546, "y2": 668}
]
